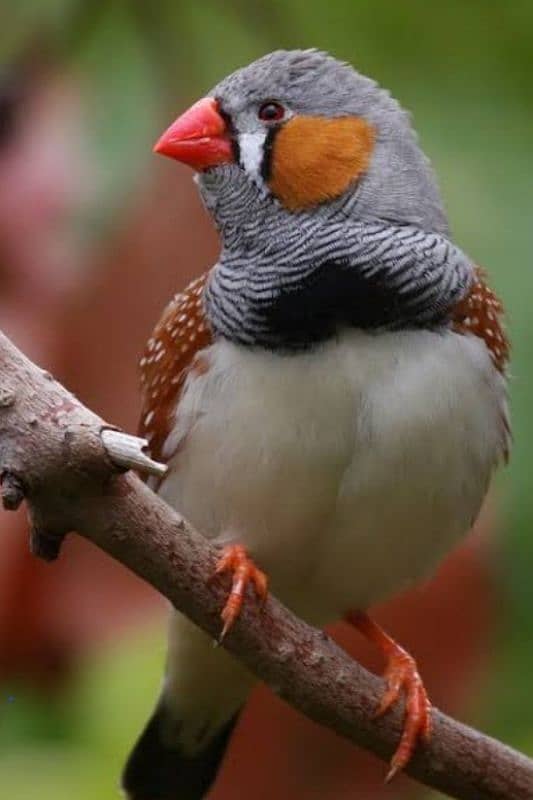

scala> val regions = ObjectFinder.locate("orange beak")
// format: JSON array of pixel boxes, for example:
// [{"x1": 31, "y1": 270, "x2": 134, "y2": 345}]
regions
[{"x1": 153, "y1": 97, "x2": 233, "y2": 171}]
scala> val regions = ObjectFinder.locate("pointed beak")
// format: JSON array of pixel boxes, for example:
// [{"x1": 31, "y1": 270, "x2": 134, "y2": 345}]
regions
[{"x1": 153, "y1": 97, "x2": 233, "y2": 171}]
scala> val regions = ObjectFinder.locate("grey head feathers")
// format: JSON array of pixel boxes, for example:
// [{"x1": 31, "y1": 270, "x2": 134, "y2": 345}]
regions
[{"x1": 202, "y1": 49, "x2": 448, "y2": 235}]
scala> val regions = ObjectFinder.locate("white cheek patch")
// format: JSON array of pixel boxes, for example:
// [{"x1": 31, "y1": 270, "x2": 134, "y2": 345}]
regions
[{"x1": 238, "y1": 131, "x2": 268, "y2": 186}]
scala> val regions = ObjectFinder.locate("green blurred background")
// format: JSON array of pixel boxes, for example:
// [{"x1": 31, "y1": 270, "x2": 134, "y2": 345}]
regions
[{"x1": 0, "y1": 2, "x2": 532, "y2": 798}]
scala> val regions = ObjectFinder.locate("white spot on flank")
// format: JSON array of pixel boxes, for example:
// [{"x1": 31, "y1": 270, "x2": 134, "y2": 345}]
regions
[{"x1": 144, "y1": 410, "x2": 154, "y2": 426}]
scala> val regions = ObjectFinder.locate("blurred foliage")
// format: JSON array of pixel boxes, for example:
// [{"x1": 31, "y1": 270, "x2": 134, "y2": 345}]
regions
[
  {"x1": 1, "y1": 1, "x2": 533, "y2": 797},
  {"x1": 0, "y1": 627, "x2": 163, "y2": 799}
]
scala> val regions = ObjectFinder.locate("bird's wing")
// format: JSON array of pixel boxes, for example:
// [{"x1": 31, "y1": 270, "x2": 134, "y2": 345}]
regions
[
  {"x1": 138, "y1": 270, "x2": 212, "y2": 468},
  {"x1": 451, "y1": 266, "x2": 510, "y2": 462},
  {"x1": 450, "y1": 266, "x2": 509, "y2": 373}
]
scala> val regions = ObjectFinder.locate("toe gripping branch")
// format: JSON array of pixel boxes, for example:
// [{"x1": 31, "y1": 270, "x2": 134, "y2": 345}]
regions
[
  {"x1": 346, "y1": 610, "x2": 432, "y2": 781},
  {"x1": 211, "y1": 544, "x2": 268, "y2": 642}
]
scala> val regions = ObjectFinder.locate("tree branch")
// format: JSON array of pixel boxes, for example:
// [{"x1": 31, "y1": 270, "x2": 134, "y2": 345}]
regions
[{"x1": 0, "y1": 329, "x2": 530, "y2": 800}]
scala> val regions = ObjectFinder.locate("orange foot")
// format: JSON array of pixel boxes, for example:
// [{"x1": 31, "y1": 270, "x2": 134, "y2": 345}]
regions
[
  {"x1": 212, "y1": 544, "x2": 268, "y2": 641},
  {"x1": 346, "y1": 611, "x2": 432, "y2": 781}
]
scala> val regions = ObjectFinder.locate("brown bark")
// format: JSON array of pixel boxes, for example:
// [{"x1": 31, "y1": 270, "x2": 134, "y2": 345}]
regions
[{"x1": 0, "y1": 329, "x2": 530, "y2": 800}]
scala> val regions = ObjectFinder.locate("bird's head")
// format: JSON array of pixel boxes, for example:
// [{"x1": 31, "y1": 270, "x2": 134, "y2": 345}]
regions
[{"x1": 155, "y1": 49, "x2": 447, "y2": 235}]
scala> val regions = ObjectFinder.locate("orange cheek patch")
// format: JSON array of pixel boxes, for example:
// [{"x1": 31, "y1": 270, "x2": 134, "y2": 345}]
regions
[{"x1": 269, "y1": 115, "x2": 375, "y2": 211}]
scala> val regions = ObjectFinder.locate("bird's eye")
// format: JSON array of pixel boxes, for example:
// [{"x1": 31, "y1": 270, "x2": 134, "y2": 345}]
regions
[{"x1": 258, "y1": 101, "x2": 285, "y2": 122}]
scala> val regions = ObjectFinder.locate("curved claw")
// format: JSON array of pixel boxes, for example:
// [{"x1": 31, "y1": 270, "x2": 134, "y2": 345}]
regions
[
  {"x1": 345, "y1": 610, "x2": 432, "y2": 781},
  {"x1": 379, "y1": 649, "x2": 432, "y2": 781},
  {"x1": 212, "y1": 544, "x2": 268, "y2": 642}
]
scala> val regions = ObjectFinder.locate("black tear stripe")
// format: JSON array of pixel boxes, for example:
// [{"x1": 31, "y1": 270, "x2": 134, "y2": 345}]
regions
[
  {"x1": 260, "y1": 126, "x2": 279, "y2": 182},
  {"x1": 216, "y1": 101, "x2": 240, "y2": 164},
  {"x1": 231, "y1": 131, "x2": 240, "y2": 165}
]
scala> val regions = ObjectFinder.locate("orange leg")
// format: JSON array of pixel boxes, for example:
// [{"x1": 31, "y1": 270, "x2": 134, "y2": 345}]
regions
[
  {"x1": 211, "y1": 544, "x2": 268, "y2": 641},
  {"x1": 345, "y1": 610, "x2": 432, "y2": 781}
]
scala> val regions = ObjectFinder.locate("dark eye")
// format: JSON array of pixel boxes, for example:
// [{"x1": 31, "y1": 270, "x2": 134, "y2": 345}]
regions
[{"x1": 258, "y1": 101, "x2": 285, "y2": 122}]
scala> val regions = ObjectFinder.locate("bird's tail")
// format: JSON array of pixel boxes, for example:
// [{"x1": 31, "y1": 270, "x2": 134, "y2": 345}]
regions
[
  {"x1": 122, "y1": 611, "x2": 255, "y2": 800},
  {"x1": 122, "y1": 703, "x2": 240, "y2": 800}
]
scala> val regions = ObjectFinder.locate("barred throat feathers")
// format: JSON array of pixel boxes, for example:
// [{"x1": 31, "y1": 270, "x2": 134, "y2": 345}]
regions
[{"x1": 196, "y1": 166, "x2": 471, "y2": 352}]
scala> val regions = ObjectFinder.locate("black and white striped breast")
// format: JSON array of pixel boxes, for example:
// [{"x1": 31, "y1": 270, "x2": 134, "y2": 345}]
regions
[{"x1": 204, "y1": 218, "x2": 473, "y2": 351}]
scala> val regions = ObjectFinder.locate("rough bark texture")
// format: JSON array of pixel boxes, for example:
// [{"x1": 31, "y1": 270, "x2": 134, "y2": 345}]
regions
[{"x1": 0, "y1": 329, "x2": 531, "y2": 800}]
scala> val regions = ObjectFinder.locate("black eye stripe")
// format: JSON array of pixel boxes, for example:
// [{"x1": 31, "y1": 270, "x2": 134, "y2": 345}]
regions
[
  {"x1": 217, "y1": 99, "x2": 283, "y2": 179},
  {"x1": 260, "y1": 127, "x2": 279, "y2": 183},
  {"x1": 231, "y1": 134, "x2": 240, "y2": 165},
  {"x1": 216, "y1": 102, "x2": 240, "y2": 164}
]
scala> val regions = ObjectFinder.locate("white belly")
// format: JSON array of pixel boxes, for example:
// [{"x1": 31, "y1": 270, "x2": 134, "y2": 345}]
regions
[{"x1": 159, "y1": 328, "x2": 507, "y2": 626}]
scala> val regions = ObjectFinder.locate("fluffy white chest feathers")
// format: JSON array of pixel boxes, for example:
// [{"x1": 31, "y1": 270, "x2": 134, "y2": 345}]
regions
[{"x1": 159, "y1": 327, "x2": 507, "y2": 625}]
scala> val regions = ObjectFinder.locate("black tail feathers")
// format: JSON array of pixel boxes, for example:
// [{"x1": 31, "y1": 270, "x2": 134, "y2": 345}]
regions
[{"x1": 122, "y1": 706, "x2": 239, "y2": 800}]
